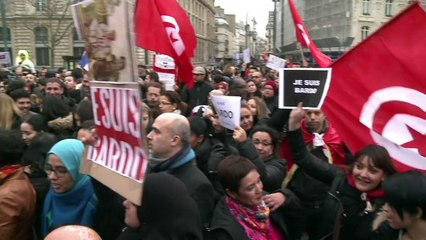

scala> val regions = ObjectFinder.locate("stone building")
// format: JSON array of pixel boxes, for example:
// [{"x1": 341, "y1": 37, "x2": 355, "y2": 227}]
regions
[
  {"x1": 0, "y1": 0, "x2": 216, "y2": 69},
  {"x1": 273, "y1": 0, "x2": 425, "y2": 62}
]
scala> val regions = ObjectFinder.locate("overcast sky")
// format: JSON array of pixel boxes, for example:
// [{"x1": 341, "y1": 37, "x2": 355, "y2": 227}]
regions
[{"x1": 214, "y1": 0, "x2": 274, "y2": 38}]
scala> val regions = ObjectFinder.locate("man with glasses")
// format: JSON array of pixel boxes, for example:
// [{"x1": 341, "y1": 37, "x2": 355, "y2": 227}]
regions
[{"x1": 181, "y1": 66, "x2": 213, "y2": 116}]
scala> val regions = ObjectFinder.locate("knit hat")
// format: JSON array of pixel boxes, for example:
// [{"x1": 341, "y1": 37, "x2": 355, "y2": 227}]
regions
[{"x1": 264, "y1": 80, "x2": 278, "y2": 94}]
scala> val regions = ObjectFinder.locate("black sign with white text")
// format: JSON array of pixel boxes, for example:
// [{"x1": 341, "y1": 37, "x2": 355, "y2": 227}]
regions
[{"x1": 279, "y1": 68, "x2": 332, "y2": 109}]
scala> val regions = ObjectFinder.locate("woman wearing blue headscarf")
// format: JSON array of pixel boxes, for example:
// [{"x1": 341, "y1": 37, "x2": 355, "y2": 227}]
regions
[{"x1": 41, "y1": 139, "x2": 98, "y2": 237}]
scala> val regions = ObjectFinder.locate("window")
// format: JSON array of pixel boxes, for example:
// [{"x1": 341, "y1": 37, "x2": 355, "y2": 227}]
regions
[
  {"x1": 385, "y1": 0, "x2": 393, "y2": 17},
  {"x1": 35, "y1": 27, "x2": 49, "y2": 65},
  {"x1": 35, "y1": 27, "x2": 48, "y2": 43},
  {"x1": 0, "y1": 27, "x2": 11, "y2": 42},
  {"x1": 36, "y1": 0, "x2": 46, "y2": 11},
  {"x1": 362, "y1": 0, "x2": 371, "y2": 15},
  {"x1": 36, "y1": 47, "x2": 49, "y2": 66},
  {"x1": 361, "y1": 26, "x2": 370, "y2": 40},
  {"x1": 72, "y1": 28, "x2": 85, "y2": 58}
]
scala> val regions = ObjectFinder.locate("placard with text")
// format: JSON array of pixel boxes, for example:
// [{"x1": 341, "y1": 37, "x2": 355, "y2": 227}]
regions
[
  {"x1": 82, "y1": 81, "x2": 148, "y2": 205},
  {"x1": 279, "y1": 68, "x2": 332, "y2": 109},
  {"x1": 211, "y1": 96, "x2": 241, "y2": 130}
]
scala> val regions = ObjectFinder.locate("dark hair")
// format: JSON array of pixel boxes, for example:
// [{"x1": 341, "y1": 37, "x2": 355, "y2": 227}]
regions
[
  {"x1": 25, "y1": 114, "x2": 48, "y2": 132},
  {"x1": 354, "y1": 144, "x2": 397, "y2": 176},
  {"x1": 9, "y1": 88, "x2": 31, "y2": 101},
  {"x1": 218, "y1": 155, "x2": 257, "y2": 193},
  {"x1": 41, "y1": 95, "x2": 71, "y2": 121},
  {"x1": 0, "y1": 129, "x2": 26, "y2": 166},
  {"x1": 45, "y1": 70, "x2": 56, "y2": 79},
  {"x1": 188, "y1": 116, "x2": 207, "y2": 136},
  {"x1": 251, "y1": 125, "x2": 280, "y2": 154},
  {"x1": 147, "y1": 71, "x2": 159, "y2": 82},
  {"x1": 383, "y1": 171, "x2": 426, "y2": 220},
  {"x1": 147, "y1": 81, "x2": 164, "y2": 92},
  {"x1": 75, "y1": 99, "x2": 94, "y2": 123},
  {"x1": 6, "y1": 79, "x2": 25, "y2": 94}
]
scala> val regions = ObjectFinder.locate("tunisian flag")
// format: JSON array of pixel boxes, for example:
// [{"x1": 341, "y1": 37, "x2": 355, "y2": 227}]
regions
[
  {"x1": 135, "y1": 0, "x2": 197, "y2": 87},
  {"x1": 288, "y1": 0, "x2": 332, "y2": 67},
  {"x1": 323, "y1": 3, "x2": 426, "y2": 172}
]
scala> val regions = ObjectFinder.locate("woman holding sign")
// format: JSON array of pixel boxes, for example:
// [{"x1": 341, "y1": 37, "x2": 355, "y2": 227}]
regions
[
  {"x1": 287, "y1": 103, "x2": 397, "y2": 240},
  {"x1": 42, "y1": 139, "x2": 98, "y2": 237}
]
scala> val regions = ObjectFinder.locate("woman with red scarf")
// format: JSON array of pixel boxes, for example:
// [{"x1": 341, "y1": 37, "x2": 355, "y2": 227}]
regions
[
  {"x1": 208, "y1": 155, "x2": 303, "y2": 240},
  {"x1": 287, "y1": 103, "x2": 397, "y2": 240}
]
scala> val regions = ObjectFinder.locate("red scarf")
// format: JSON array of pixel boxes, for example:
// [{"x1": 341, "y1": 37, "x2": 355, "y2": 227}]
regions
[
  {"x1": 0, "y1": 165, "x2": 23, "y2": 184},
  {"x1": 226, "y1": 197, "x2": 272, "y2": 240},
  {"x1": 347, "y1": 174, "x2": 385, "y2": 202}
]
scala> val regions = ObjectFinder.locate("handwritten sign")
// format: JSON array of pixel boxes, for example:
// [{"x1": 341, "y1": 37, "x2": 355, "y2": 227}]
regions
[
  {"x1": 211, "y1": 96, "x2": 241, "y2": 130},
  {"x1": 83, "y1": 82, "x2": 148, "y2": 205},
  {"x1": 279, "y1": 68, "x2": 332, "y2": 109},
  {"x1": 266, "y1": 55, "x2": 286, "y2": 70},
  {"x1": 158, "y1": 72, "x2": 175, "y2": 91}
]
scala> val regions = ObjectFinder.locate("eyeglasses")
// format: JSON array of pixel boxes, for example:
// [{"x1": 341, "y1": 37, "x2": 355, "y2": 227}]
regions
[
  {"x1": 252, "y1": 140, "x2": 273, "y2": 146},
  {"x1": 45, "y1": 164, "x2": 69, "y2": 177},
  {"x1": 194, "y1": 73, "x2": 205, "y2": 76}
]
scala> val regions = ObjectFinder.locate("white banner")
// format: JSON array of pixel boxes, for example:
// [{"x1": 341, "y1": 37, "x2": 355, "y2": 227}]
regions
[
  {"x1": 158, "y1": 72, "x2": 175, "y2": 91},
  {"x1": 243, "y1": 48, "x2": 251, "y2": 64}
]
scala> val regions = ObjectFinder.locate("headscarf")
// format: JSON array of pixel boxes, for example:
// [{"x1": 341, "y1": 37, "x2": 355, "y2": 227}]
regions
[
  {"x1": 48, "y1": 139, "x2": 87, "y2": 183},
  {"x1": 42, "y1": 139, "x2": 97, "y2": 237},
  {"x1": 118, "y1": 173, "x2": 202, "y2": 240}
]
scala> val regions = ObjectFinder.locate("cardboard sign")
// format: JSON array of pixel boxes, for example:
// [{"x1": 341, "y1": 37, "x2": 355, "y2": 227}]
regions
[
  {"x1": 71, "y1": 0, "x2": 138, "y2": 82},
  {"x1": 279, "y1": 68, "x2": 332, "y2": 109},
  {"x1": 82, "y1": 82, "x2": 148, "y2": 205},
  {"x1": 0, "y1": 52, "x2": 11, "y2": 65},
  {"x1": 154, "y1": 54, "x2": 176, "y2": 70},
  {"x1": 211, "y1": 96, "x2": 241, "y2": 130},
  {"x1": 266, "y1": 54, "x2": 286, "y2": 70}
]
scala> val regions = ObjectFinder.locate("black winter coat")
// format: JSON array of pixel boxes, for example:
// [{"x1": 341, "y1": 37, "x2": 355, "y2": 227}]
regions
[{"x1": 288, "y1": 128, "x2": 386, "y2": 240}]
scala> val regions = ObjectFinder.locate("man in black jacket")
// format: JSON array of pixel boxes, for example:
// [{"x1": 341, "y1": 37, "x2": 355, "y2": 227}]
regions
[{"x1": 147, "y1": 113, "x2": 214, "y2": 233}]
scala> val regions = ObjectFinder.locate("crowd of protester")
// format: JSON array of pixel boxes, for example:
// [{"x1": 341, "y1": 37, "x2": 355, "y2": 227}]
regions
[{"x1": 0, "y1": 59, "x2": 425, "y2": 240}]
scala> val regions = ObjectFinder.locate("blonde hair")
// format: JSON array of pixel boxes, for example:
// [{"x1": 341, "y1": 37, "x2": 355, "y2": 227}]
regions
[{"x1": 0, "y1": 93, "x2": 22, "y2": 129}]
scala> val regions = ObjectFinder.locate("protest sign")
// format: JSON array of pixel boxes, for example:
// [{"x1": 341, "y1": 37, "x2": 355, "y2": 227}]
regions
[
  {"x1": 243, "y1": 48, "x2": 251, "y2": 64},
  {"x1": 266, "y1": 54, "x2": 286, "y2": 70},
  {"x1": 71, "y1": 0, "x2": 138, "y2": 82},
  {"x1": 279, "y1": 68, "x2": 331, "y2": 109},
  {"x1": 211, "y1": 96, "x2": 241, "y2": 130},
  {"x1": 154, "y1": 54, "x2": 176, "y2": 70},
  {"x1": 158, "y1": 72, "x2": 176, "y2": 91},
  {"x1": 82, "y1": 81, "x2": 148, "y2": 205},
  {"x1": 0, "y1": 52, "x2": 11, "y2": 65}
]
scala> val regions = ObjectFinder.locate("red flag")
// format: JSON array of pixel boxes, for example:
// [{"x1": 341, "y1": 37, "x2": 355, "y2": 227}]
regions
[
  {"x1": 135, "y1": 0, "x2": 197, "y2": 87},
  {"x1": 323, "y1": 3, "x2": 426, "y2": 171},
  {"x1": 288, "y1": 0, "x2": 332, "y2": 67}
]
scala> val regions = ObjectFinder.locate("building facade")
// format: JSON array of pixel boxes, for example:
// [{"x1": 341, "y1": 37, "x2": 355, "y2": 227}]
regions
[
  {"x1": 0, "y1": 0, "x2": 217, "y2": 69},
  {"x1": 274, "y1": 0, "x2": 424, "y2": 62},
  {"x1": 214, "y1": 6, "x2": 237, "y2": 66}
]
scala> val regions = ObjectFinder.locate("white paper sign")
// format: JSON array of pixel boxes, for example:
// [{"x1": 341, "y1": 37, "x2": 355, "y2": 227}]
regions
[
  {"x1": 243, "y1": 48, "x2": 251, "y2": 64},
  {"x1": 154, "y1": 54, "x2": 176, "y2": 70},
  {"x1": 158, "y1": 72, "x2": 175, "y2": 91},
  {"x1": 211, "y1": 96, "x2": 241, "y2": 130},
  {"x1": 266, "y1": 55, "x2": 286, "y2": 70}
]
